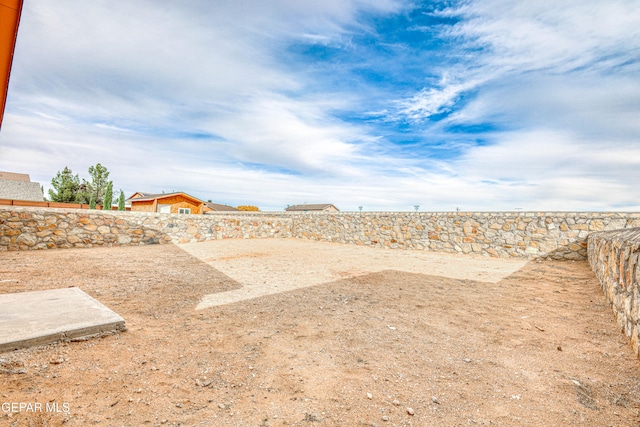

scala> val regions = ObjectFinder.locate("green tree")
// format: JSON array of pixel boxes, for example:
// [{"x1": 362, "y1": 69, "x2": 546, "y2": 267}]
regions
[
  {"x1": 89, "y1": 193, "x2": 96, "y2": 209},
  {"x1": 48, "y1": 167, "x2": 81, "y2": 203},
  {"x1": 117, "y1": 190, "x2": 125, "y2": 211},
  {"x1": 84, "y1": 163, "x2": 112, "y2": 206},
  {"x1": 103, "y1": 182, "x2": 113, "y2": 210}
]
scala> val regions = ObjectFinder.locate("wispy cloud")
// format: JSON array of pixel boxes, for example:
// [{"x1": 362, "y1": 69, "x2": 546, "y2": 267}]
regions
[
  {"x1": 0, "y1": 1, "x2": 638, "y2": 211},
  {"x1": 394, "y1": 79, "x2": 480, "y2": 122},
  {"x1": 390, "y1": 0, "x2": 640, "y2": 210}
]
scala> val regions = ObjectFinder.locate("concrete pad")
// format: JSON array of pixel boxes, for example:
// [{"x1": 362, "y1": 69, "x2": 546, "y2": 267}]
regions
[{"x1": 0, "y1": 287, "x2": 125, "y2": 353}]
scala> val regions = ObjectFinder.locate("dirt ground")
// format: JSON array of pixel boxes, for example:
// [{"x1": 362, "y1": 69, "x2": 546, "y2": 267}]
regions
[{"x1": 1, "y1": 238, "x2": 639, "y2": 427}]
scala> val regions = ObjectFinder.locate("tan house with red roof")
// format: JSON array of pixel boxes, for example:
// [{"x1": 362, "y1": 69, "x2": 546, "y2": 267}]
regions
[{"x1": 128, "y1": 192, "x2": 205, "y2": 214}]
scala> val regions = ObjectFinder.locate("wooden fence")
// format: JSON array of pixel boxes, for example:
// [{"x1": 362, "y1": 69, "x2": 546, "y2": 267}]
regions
[{"x1": 0, "y1": 199, "x2": 128, "y2": 210}]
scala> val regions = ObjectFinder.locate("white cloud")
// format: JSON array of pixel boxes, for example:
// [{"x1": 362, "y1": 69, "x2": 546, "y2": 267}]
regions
[
  {"x1": 390, "y1": 0, "x2": 640, "y2": 210},
  {"x1": 1, "y1": 0, "x2": 639, "y2": 211},
  {"x1": 442, "y1": 0, "x2": 640, "y2": 73},
  {"x1": 395, "y1": 81, "x2": 473, "y2": 122},
  {"x1": 204, "y1": 95, "x2": 360, "y2": 174}
]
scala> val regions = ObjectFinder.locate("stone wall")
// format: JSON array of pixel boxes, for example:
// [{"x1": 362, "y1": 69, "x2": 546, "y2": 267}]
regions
[
  {"x1": 5, "y1": 206, "x2": 639, "y2": 355},
  {"x1": 588, "y1": 228, "x2": 640, "y2": 358},
  {"x1": 1, "y1": 207, "x2": 639, "y2": 261},
  {"x1": 290, "y1": 211, "x2": 640, "y2": 259},
  {"x1": 0, "y1": 207, "x2": 291, "y2": 250}
]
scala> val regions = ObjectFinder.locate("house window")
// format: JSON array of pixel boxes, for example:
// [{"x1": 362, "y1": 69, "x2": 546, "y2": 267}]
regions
[{"x1": 178, "y1": 208, "x2": 191, "y2": 214}]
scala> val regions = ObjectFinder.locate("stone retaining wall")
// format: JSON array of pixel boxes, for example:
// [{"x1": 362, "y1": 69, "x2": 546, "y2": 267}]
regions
[
  {"x1": 4, "y1": 206, "x2": 639, "y2": 355},
  {"x1": 588, "y1": 228, "x2": 640, "y2": 358},
  {"x1": 290, "y1": 211, "x2": 640, "y2": 260},
  {"x1": 1, "y1": 207, "x2": 639, "y2": 260},
  {"x1": 0, "y1": 207, "x2": 292, "y2": 250}
]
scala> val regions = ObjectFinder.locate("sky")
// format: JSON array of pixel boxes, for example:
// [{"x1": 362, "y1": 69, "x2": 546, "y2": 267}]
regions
[{"x1": 1, "y1": 0, "x2": 639, "y2": 212}]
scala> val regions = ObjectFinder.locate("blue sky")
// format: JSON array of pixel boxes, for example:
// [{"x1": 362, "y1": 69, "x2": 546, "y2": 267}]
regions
[{"x1": 1, "y1": 0, "x2": 639, "y2": 211}]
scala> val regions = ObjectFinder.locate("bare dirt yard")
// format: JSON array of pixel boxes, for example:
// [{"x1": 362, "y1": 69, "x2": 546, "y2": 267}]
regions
[{"x1": 1, "y1": 238, "x2": 639, "y2": 427}]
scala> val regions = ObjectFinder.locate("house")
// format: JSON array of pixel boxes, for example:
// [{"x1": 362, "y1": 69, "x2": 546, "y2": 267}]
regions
[
  {"x1": 285, "y1": 203, "x2": 339, "y2": 212},
  {"x1": 203, "y1": 202, "x2": 239, "y2": 213},
  {"x1": 127, "y1": 191, "x2": 154, "y2": 199},
  {"x1": 128, "y1": 192, "x2": 205, "y2": 214},
  {"x1": 0, "y1": 171, "x2": 44, "y2": 202}
]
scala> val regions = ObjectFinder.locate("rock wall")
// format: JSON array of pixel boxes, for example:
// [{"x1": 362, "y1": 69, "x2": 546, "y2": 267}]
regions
[
  {"x1": 290, "y1": 211, "x2": 640, "y2": 259},
  {"x1": 1, "y1": 207, "x2": 639, "y2": 261},
  {"x1": 5, "y1": 206, "x2": 638, "y2": 355},
  {"x1": 0, "y1": 208, "x2": 292, "y2": 250},
  {"x1": 588, "y1": 228, "x2": 640, "y2": 358}
]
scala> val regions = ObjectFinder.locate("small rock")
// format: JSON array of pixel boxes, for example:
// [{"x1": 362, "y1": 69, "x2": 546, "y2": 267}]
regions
[
  {"x1": 464, "y1": 358, "x2": 471, "y2": 363},
  {"x1": 367, "y1": 392, "x2": 373, "y2": 399},
  {"x1": 407, "y1": 407, "x2": 415, "y2": 416},
  {"x1": 382, "y1": 415, "x2": 390, "y2": 421},
  {"x1": 195, "y1": 378, "x2": 213, "y2": 387},
  {"x1": 304, "y1": 413, "x2": 322, "y2": 422},
  {"x1": 432, "y1": 396, "x2": 440, "y2": 404},
  {"x1": 392, "y1": 399, "x2": 401, "y2": 406}
]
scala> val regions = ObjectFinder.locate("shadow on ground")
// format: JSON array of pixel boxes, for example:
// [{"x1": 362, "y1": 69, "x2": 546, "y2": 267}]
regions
[{"x1": 0, "y1": 242, "x2": 639, "y2": 426}]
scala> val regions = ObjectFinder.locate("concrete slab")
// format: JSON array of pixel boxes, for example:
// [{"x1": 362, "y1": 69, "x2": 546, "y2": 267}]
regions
[{"x1": 0, "y1": 287, "x2": 125, "y2": 352}]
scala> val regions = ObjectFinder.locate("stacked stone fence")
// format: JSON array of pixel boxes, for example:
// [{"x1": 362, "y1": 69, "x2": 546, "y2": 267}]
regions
[
  {"x1": 289, "y1": 211, "x2": 640, "y2": 260},
  {"x1": 588, "y1": 228, "x2": 640, "y2": 358},
  {"x1": 0, "y1": 207, "x2": 292, "y2": 250},
  {"x1": 0, "y1": 206, "x2": 640, "y2": 259},
  {"x1": 1, "y1": 207, "x2": 639, "y2": 261},
  {"x1": 4, "y1": 206, "x2": 639, "y2": 356}
]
